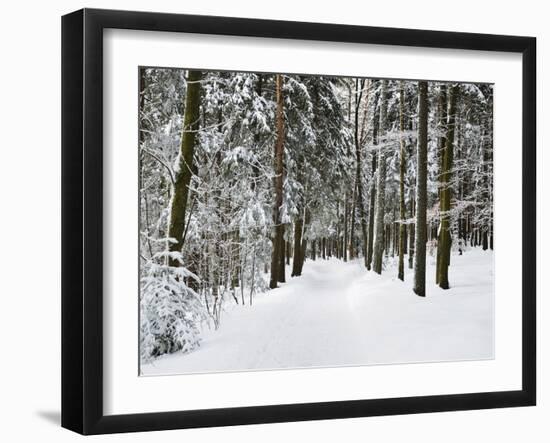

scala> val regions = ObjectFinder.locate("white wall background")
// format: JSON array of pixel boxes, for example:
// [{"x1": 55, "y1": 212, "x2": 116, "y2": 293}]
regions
[{"x1": 0, "y1": 1, "x2": 545, "y2": 441}]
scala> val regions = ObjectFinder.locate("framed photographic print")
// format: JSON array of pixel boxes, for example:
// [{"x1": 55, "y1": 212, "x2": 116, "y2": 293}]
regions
[{"x1": 61, "y1": 8, "x2": 536, "y2": 435}]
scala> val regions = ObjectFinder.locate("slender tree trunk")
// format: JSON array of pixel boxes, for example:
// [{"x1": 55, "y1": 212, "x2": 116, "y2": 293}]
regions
[
  {"x1": 291, "y1": 219, "x2": 303, "y2": 276},
  {"x1": 278, "y1": 225, "x2": 286, "y2": 282},
  {"x1": 249, "y1": 245, "x2": 256, "y2": 305},
  {"x1": 343, "y1": 191, "x2": 349, "y2": 262},
  {"x1": 354, "y1": 79, "x2": 369, "y2": 267},
  {"x1": 392, "y1": 201, "x2": 397, "y2": 257},
  {"x1": 435, "y1": 85, "x2": 447, "y2": 285},
  {"x1": 250, "y1": 75, "x2": 264, "y2": 191},
  {"x1": 270, "y1": 74, "x2": 285, "y2": 289},
  {"x1": 408, "y1": 194, "x2": 415, "y2": 269},
  {"x1": 436, "y1": 84, "x2": 459, "y2": 290},
  {"x1": 301, "y1": 208, "x2": 310, "y2": 268},
  {"x1": 387, "y1": 224, "x2": 391, "y2": 256},
  {"x1": 167, "y1": 70, "x2": 202, "y2": 268},
  {"x1": 232, "y1": 229, "x2": 240, "y2": 289},
  {"x1": 349, "y1": 180, "x2": 357, "y2": 259},
  {"x1": 336, "y1": 202, "x2": 341, "y2": 259},
  {"x1": 366, "y1": 90, "x2": 380, "y2": 271},
  {"x1": 398, "y1": 81, "x2": 407, "y2": 281},
  {"x1": 366, "y1": 152, "x2": 376, "y2": 270},
  {"x1": 372, "y1": 80, "x2": 388, "y2": 274},
  {"x1": 413, "y1": 81, "x2": 429, "y2": 297}
]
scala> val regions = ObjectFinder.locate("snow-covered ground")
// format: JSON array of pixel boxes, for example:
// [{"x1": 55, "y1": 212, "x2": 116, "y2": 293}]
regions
[{"x1": 141, "y1": 249, "x2": 494, "y2": 376}]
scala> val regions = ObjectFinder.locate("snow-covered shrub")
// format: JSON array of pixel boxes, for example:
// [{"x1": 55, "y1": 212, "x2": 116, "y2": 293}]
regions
[{"x1": 140, "y1": 250, "x2": 207, "y2": 362}]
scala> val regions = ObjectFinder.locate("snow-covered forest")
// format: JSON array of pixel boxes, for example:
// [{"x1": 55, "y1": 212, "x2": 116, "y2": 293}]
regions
[{"x1": 139, "y1": 68, "x2": 494, "y2": 374}]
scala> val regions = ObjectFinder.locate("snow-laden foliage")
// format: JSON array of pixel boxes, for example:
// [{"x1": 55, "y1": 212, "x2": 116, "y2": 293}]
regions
[{"x1": 140, "y1": 249, "x2": 206, "y2": 361}]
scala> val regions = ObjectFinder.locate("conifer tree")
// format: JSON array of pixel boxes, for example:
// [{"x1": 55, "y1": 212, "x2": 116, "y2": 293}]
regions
[
  {"x1": 372, "y1": 80, "x2": 388, "y2": 274},
  {"x1": 413, "y1": 81, "x2": 428, "y2": 297},
  {"x1": 270, "y1": 74, "x2": 285, "y2": 289},
  {"x1": 167, "y1": 70, "x2": 202, "y2": 267},
  {"x1": 436, "y1": 84, "x2": 459, "y2": 289},
  {"x1": 398, "y1": 81, "x2": 406, "y2": 281}
]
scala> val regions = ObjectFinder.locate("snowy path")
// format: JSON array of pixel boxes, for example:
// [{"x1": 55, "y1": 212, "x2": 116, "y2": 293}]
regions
[{"x1": 142, "y1": 249, "x2": 494, "y2": 375}]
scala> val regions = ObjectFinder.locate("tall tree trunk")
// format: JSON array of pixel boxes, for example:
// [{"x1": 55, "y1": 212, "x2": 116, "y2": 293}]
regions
[
  {"x1": 349, "y1": 180, "x2": 357, "y2": 259},
  {"x1": 343, "y1": 190, "x2": 349, "y2": 262},
  {"x1": 354, "y1": 79, "x2": 369, "y2": 267},
  {"x1": 366, "y1": 88, "x2": 380, "y2": 271},
  {"x1": 336, "y1": 202, "x2": 341, "y2": 259},
  {"x1": 232, "y1": 230, "x2": 240, "y2": 289},
  {"x1": 436, "y1": 84, "x2": 459, "y2": 290},
  {"x1": 435, "y1": 85, "x2": 447, "y2": 285},
  {"x1": 270, "y1": 74, "x2": 285, "y2": 289},
  {"x1": 301, "y1": 207, "x2": 311, "y2": 266},
  {"x1": 291, "y1": 218, "x2": 303, "y2": 277},
  {"x1": 366, "y1": 152, "x2": 377, "y2": 270},
  {"x1": 278, "y1": 225, "x2": 286, "y2": 282},
  {"x1": 355, "y1": 80, "x2": 369, "y2": 267},
  {"x1": 413, "y1": 81, "x2": 429, "y2": 297},
  {"x1": 398, "y1": 81, "x2": 407, "y2": 281},
  {"x1": 408, "y1": 193, "x2": 415, "y2": 269},
  {"x1": 167, "y1": 70, "x2": 202, "y2": 268},
  {"x1": 372, "y1": 80, "x2": 388, "y2": 274},
  {"x1": 250, "y1": 74, "x2": 264, "y2": 191}
]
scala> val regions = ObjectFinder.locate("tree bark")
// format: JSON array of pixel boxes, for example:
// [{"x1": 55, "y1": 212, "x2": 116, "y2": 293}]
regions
[
  {"x1": 408, "y1": 194, "x2": 415, "y2": 269},
  {"x1": 435, "y1": 85, "x2": 447, "y2": 285},
  {"x1": 349, "y1": 179, "x2": 357, "y2": 259},
  {"x1": 250, "y1": 74, "x2": 264, "y2": 192},
  {"x1": 366, "y1": 152, "x2": 376, "y2": 270},
  {"x1": 291, "y1": 218, "x2": 303, "y2": 277},
  {"x1": 353, "y1": 79, "x2": 370, "y2": 267},
  {"x1": 372, "y1": 80, "x2": 388, "y2": 274},
  {"x1": 167, "y1": 70, "x2": 202, "y2": 267},
  {"x1": 436, "y1": 84, "x2": 459, "y2": 290},
  {"x1": 398, "y1": 81, "x2": 406, "y2": 281},
  {"x1": 413, "y1": 81, "x2": 429, "y2": 297},
  {"x1": 270, "y1": 74, "x2": 285, "y2": 289},
  {"x1": 278, "y1": 225, "x2": 286, "y2": 282},
  {"x1": 343, "y1": 190, "x2": 349, "y2": 262},
  {"x1": 365, "y1": 89, "x2": 381, "y2": 271}
]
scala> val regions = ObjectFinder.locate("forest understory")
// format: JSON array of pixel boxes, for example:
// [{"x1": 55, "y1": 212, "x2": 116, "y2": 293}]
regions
[{"x1": 141, "y1": 248, "x2": 493, "y2": 375}]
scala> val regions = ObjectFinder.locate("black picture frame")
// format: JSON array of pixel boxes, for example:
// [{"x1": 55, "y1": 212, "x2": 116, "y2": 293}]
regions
[{"x1": 61, "y1": 8, "x2": 536, "y2": 435}]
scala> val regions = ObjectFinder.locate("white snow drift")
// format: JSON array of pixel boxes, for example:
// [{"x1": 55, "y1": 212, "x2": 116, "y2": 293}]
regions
[{"x1": 141, "y1": 249, "x2": 493, "y2": 376}]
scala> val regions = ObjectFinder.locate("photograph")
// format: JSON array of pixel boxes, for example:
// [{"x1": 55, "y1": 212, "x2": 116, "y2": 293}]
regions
[{"x1": 138, "y1": 68, "x2": 494, "y2": 376}]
